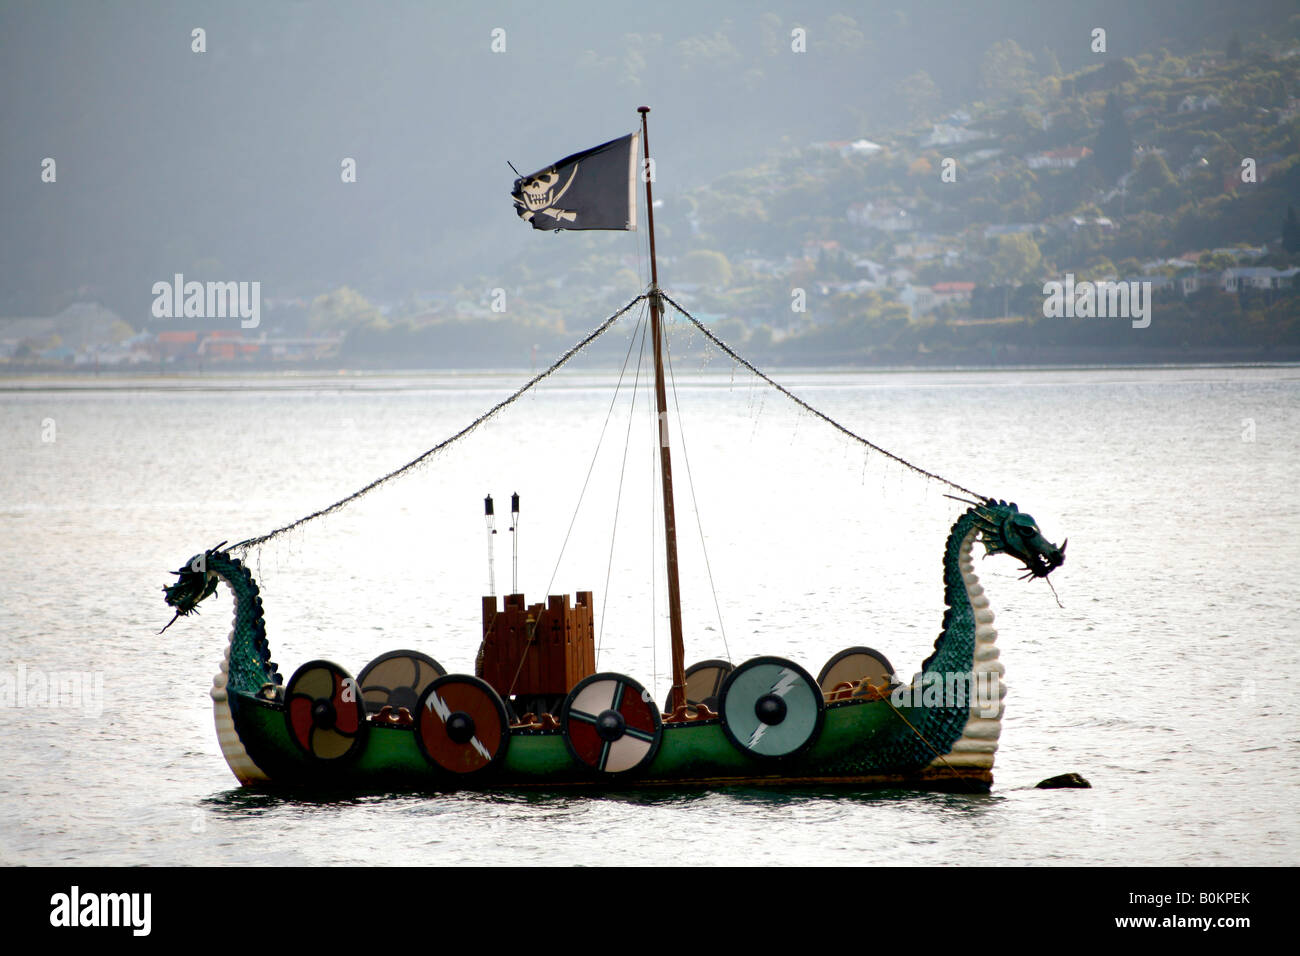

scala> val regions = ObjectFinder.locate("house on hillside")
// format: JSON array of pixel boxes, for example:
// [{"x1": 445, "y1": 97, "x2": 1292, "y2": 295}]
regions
[
  {"x1": 1177, "y1": 94, "x2": 1221, "y2": 113},
  {"x1": 1068, "y1": 215, "x2": 1115, "y2": 231},
  {"x1": 846, "y1": 201, "x2": 914, "y2": 232},
  {"x1": 931, "y1": 282, "x2": 976, "y2": 308},
  {"x1": 155, "y1": 330, "x2": 199, "y2": 359},
  {"x1": 850, "y1": 257, "x2": 887, "y2": 282},
  {"x1": 983, "y1": 223, "x2": 1043, "y2": 239},
  {"x1": 1176, "y1": 267, "x2": 1299, "y2": 296},
  {"x1": 922, "y1": 124, "x2": 984, "y2": 148},
  {"x1": 898, "y1": 284, "x2": 936, "y2": 319},
  {"x1": 1025, "y1": 147, "x2": 1092, "y2": 170},
  {"x1": 811, "y1": 139, "x2": 883, "y2": 157},
  {"x1": 1221, "y1": 267, "x2": 1300, "y2": 291},
  {"x1": 1142, "y1": 257, "x2": 1197, "y2": 274}
]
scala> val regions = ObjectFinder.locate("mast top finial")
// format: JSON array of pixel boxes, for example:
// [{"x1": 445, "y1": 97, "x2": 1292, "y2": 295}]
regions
[{"x1": 638, "y1": 106, "x2": 650, "y2": 113}]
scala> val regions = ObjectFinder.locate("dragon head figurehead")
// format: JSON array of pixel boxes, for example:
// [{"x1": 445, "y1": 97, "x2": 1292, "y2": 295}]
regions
[
  {"x1": 970, "y1": 500, "x2": 1066, "y2": 580},
  {"x1": 160, "y1": 543, "x2": 226, "y2": 633}
]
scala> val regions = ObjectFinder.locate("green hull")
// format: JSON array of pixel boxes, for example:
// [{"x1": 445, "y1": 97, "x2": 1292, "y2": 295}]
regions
[{"x1": 226, "y1": 685, "x2": 992, "y2": 793}]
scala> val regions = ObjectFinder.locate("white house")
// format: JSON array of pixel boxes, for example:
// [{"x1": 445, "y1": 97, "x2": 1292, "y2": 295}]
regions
[
  {"x1": 1177, "y1": 94, "x2": 1221, "y2": 113},
  {"x1": 922, "y1": 124, "x2": 984, "y2": 148},
  {"x1": 1222, "y1": 267, "x2": 1300, "y2": 291},
  {"x1": 1025, "y1": 147, "x2": 1092, "y2": 169},
  {"x1": 898, "y1": 284, "x2": 936, "y2": 318},
  {"x1": 847, "y1": 201, "x2": 914, "y2": 232}
]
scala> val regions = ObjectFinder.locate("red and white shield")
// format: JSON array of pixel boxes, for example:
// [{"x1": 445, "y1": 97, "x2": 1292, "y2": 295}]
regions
[
  {"x1": 561, "y1": 673, "x2": 662, "y2": 774},
  {"x1": 415, "y1": 675, "x2": 509, "y2": 774}
]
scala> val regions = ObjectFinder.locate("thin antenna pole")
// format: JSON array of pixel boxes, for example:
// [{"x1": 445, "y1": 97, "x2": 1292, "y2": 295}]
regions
[
  {"x1": 484, "y1": 495, "x2": 497, "y2": 597},
  {"x1": 511, "y1": 492, "x2": 520, "y2": 595},
  {"x1": 638, "y1": 106, "x2": 688, "y2": 714}
]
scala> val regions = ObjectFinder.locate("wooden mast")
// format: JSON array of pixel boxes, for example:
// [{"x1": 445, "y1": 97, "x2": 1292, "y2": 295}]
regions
[{"x1": 638, "y1": 106, "x2": 688, "y2": 713}]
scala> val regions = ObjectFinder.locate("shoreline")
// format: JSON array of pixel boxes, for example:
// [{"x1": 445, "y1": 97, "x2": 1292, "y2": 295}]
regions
[{"x1": 1, "y1": 359, "x2": 1297, "y2": 392}]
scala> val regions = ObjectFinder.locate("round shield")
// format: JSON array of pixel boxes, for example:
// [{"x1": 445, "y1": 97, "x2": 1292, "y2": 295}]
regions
[
  {"x1": 284, "y1": 660, "x2": 368, "y2": 762},
  {"x1": 561, "y1": 673, "x2": 662, "y2": 774},
  {"x1": 719, "y1": 656, "x2": 824, "y2": 760},
  {"x1": 816, "y1": 646, "x2": 896, "y2": 694},
  {"x1": 415, "y1": 675, "x2": 510, "y2": 775},
  {"x1": 663, "y1": 659, "x2": 733, "y2": 713},
  {"x1": 358, "y1": 649, "x2": 446, "y2": 715}
]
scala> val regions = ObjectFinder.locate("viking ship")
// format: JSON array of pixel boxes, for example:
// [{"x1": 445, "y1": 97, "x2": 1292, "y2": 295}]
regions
[{"x1": 162, "y1": 108, "x2": 1065, "y2": 794}]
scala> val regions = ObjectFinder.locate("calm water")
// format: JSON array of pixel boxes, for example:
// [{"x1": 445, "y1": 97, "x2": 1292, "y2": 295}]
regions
[{"x1": 2, "y1": 349, "x2": 1298, "y2": 865}]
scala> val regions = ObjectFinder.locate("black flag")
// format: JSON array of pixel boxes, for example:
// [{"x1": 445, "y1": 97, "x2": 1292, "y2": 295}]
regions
[{"x1": 510, "y1": 132, "x2": 639, "y2": 232}]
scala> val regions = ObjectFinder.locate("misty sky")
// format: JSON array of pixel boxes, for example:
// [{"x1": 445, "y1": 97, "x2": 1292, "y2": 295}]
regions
[{"x1": 1, "y1": 0, "x2": 1289, "y2": 319}]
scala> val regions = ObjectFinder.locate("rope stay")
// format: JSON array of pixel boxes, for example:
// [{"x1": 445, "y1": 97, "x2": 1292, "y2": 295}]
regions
[
  {"x1": 658, "y1": 291, "x2": 988, "y2": 502},
  {"x1": 227, "y1": 287, "x2": 987, "y2": 554},
  {"x1": 537, "y1": 299, "x2": 647, "y2": 604},
  {"x1": 597, "y1": 309, "x2": 650, "y2": 667},
  {"x1": 663, "y1": 323, "x2": 731, "y2": 665},
  {"x1": 230, "y1": 294, "x2": 648, "y2": 553}
]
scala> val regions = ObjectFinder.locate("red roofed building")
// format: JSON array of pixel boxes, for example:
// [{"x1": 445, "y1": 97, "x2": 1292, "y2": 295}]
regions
[
  {"x1": 932, "y1": 282, "x2": 976, "y2": 308},
  {"x1": 155, "y1": 330, "x2": 198, "y2": 358}
]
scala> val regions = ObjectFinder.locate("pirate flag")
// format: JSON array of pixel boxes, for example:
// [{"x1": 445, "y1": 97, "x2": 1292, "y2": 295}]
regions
[{"x1": 510, "y1": 132, "x2": 639, "y2": 231}]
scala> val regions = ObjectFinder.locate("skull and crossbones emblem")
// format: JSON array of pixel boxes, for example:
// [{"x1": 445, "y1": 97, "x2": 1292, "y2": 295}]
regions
[{"x1": 512, "y1": 165, "x2": 579, "y2": 224}]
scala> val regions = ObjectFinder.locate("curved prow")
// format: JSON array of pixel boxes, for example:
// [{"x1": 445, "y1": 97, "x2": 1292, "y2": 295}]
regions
[
  {"x1": 910, "y1": 502, "x2": 1063, "y2": 775},
  {"x1": 163, "y1": 547, "x2": 282, "y2": 784}
]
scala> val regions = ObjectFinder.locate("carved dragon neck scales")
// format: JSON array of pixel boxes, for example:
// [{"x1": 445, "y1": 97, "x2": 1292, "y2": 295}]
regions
[
  {"x1": 912, "y1": 501, "x2": 1065, "y2": 771},
  {"x1": 164, "y1": 547, "x2": 281, "y2": 697},
  {"x1": 164, "y1": 548, "x2": 283, "y2": 784}
]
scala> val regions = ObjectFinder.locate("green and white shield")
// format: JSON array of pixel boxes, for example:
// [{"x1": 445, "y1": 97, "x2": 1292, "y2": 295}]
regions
[{"x1": 719, "y1": 657, "x2": 824, "y2": 759}]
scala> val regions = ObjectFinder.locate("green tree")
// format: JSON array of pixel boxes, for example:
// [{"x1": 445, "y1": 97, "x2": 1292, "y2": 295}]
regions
[
  {"x1": 894, "y1": 70, "x2": 941, "y2": 124},
  {"x1": 1197, "y1": 252, "x2": 1237, "y2": 275},
  {"x1": 1094, "y1": 93, "x2": 1133, "y2": 184},
  {"x1": 1131, "y1": 151, "x2": 1178, "y2": 193},
  {"x1": 825, "y1": 13, "x2": 867, "y2": 55},
  {"x1": 679, "y1": 250, "x2": 733, "y2": 289},
  {"x1": 1226, "y1": 32, "x2": 1243, "y2": 61},
  {"x1": 989, "y1": 234, "x2": 1043, "y2": 317},
  {"x1": 310, "y1": 287, "x2": 384, "y2": 331},
  {"x1": 1039, "y1": 46, "x2": 1062, "y2": 77},
  {"x1": 1283, "y1": 204, "x2": 1300, "y2": 254},
  {"x1": 108, "y1": 319, "x2": 135, "y2": 344},
  {"x1": 979, "y1": 39, "x2": 1035, "y2": 100}
]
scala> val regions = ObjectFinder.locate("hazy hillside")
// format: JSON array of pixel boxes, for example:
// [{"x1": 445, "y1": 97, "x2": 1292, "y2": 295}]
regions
[{"x1": 2, "y1": 0, "x2": 1299, "y2": 367}]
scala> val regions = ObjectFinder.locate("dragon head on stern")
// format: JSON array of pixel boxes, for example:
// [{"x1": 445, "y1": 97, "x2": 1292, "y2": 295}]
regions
[{"x1": 969, "y1": 499, "x2": 1066, "y2": 581}]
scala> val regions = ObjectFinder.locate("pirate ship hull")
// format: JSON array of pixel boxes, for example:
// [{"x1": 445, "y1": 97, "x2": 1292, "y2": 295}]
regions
[
  {"x1": 223, "y1": 688, "x2": 994, "y2": 793},
  {"x1": 188, "y1": 497, "x2": 1026, "y2": 796}
]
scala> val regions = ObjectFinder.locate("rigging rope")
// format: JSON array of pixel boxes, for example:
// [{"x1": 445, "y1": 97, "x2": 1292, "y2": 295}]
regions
[
  {"x1": 536, "y1": 301, "x2": 647, "y2": 605},
  {"x1": 227, "y1": 287, "x2": 986, "y2": 554},
  {"x1": 597, "y1": 311, "x2": 650, "y2": 667},
  {"x1": 507, "y1": 302, "x2": 649, "y2": 697},
  {"x1": 658, "y1": 292, "x2": 988, "y2": 502},
  {"x1": 664, "y1": 323, "x2": 731, "y2": 665},
  {"x1": 229, "y1": 294, "x2": 648, "y2": 553}
]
